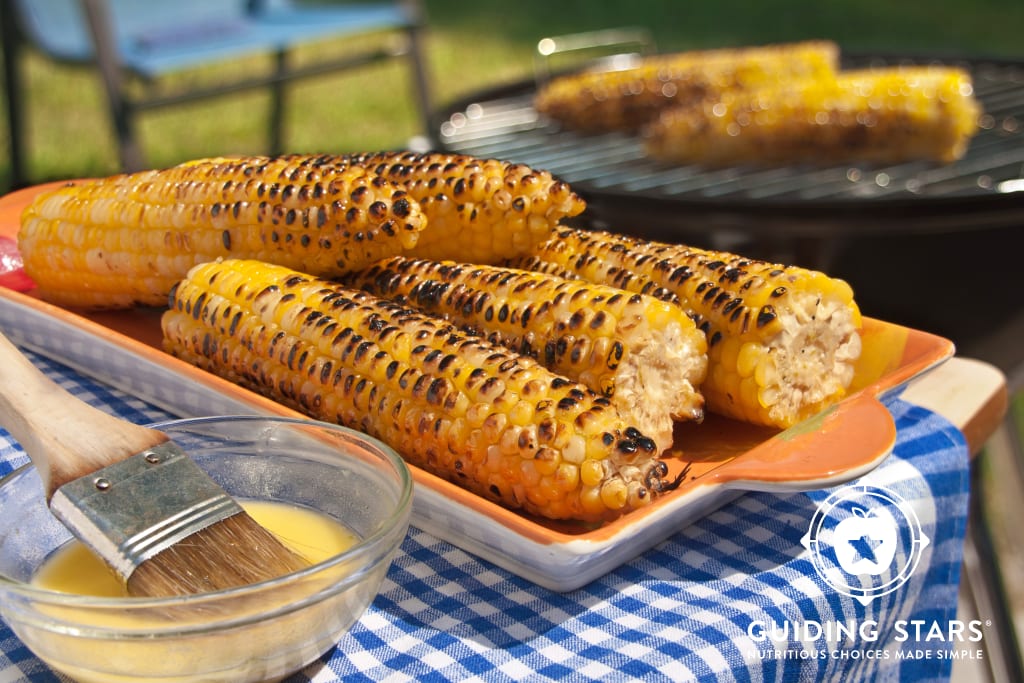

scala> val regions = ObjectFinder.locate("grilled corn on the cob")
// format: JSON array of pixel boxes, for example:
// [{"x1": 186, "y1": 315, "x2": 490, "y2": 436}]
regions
[
  {"x1": 338, "y1": 152, "x2": 586, "y2": 264},
  {"x1": 344, "y1": 256, "x2": 708, "y2": 450},
  {"x1": 508, "y1": 228, "x2": 862, "y2": 428},
  {"x1": 162, "y1": 258, "x2": 675, "y2": 522},
  {"x1": 534, "y1": 41, "x2": 839, "y2": 133},
  {"x1": 645, "y1": 67, "x2": 981, "y2": 165},
  {"x1": 18, "y1": 155, "x2": 426, "y2": 308}
]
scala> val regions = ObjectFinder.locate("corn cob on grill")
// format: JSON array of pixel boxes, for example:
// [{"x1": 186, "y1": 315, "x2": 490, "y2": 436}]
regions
[
  {"x1": 507, "y1": 228, "x2": 863, "y2": 428},
  {"x1": 343, "y1": 256, "x2": 708, "y2": 451},
  {"x1": 337, "y1": 151, "x2": 586, "y2": 264},
  {"x1": 18, "y1": 155, "x2": 426, "y2": 309},
  {"x1": 533, "y1": 41, "x2": 839, "y2": 133},
  {"x1": 162, "y1": 258, "x2": 676, "y2": 522},
  {"x1": 645, "y1": 66, "x2": 981, "y2": 166}
]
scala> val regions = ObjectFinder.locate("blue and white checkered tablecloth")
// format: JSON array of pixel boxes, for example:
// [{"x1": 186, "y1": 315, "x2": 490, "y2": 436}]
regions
[{"x1": 0, "y1": 349, "x2": 973, "y2": 683}]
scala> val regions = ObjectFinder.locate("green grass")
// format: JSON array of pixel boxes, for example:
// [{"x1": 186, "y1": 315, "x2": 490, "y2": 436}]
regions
[{"x1": 3, "y1": 0, "x2": 1023, "y2": 190}]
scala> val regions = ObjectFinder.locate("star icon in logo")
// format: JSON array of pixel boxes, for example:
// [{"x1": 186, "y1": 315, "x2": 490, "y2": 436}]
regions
[{"x1": 846, "y1": 534, "x2": 883, "y2": 564}]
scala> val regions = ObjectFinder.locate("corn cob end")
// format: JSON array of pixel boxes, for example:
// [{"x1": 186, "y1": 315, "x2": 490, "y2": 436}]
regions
[{"x1": 707, "y1": 277, "x2": 862, "y2": 428}]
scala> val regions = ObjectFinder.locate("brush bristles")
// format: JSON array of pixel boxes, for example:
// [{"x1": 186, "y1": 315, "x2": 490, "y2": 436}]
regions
[{"x1": 126, "y1": 513, "x2": 310, "y2": 598}]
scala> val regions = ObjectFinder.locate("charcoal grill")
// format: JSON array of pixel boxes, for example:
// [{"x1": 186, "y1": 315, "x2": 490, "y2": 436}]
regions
[{"x1": 433, "y1": 53, "x2": 1024, "y2": 260}]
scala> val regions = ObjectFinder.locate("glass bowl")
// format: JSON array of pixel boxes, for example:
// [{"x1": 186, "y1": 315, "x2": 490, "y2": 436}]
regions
[{"x1": 0, "y1": 415, "x2": 413, "y2": 683}]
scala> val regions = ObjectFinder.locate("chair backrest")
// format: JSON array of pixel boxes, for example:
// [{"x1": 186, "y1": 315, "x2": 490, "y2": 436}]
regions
[
  {"x1": 10, "y1": 0, "x2": 418, "y2": 78},
  {"x1": 10, "y1": 0, "x2": 251, "y2": 64}
]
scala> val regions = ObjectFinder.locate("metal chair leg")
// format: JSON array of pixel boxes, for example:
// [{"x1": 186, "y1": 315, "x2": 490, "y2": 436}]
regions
[
  {"x1": 79, "y1": 0, "x2": 145, "y2": 172},
  {"x1": 405, "y1": 23, "x2": 433, "y2": 140},
  {"x1": 963, "y1": 414, "x2": 1024, "y2": 682},
  {"x1": 269, "y1": 50, "x2": 287, "y2": 156},
  {"x1": 1, "y1": 0, "x2": 28, "y2": 189}
]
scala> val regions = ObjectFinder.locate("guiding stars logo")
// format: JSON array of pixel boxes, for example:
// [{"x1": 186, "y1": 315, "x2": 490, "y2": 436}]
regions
[{"x1": 801, "y1": 484, "x2": 929, "y2": 605}]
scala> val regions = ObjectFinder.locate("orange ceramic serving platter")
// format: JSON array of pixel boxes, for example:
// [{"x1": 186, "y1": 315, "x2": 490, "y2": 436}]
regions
[{"x1": 0, "y1": 182, "x2": 955, "y2": 590}]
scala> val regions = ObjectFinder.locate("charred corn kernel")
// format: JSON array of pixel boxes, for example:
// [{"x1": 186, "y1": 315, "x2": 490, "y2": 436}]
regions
[
  {"x1": 344, "y1": 256, "x2": 708, "y2": 451},
  {"x1": 534, "y1": 41, "x2": 838, "y2": 133},
  {"x1": 161, "y1": 258, "x2": 674, "y2": 522},
  {"x1": 518, "y1": 228, "x2": 863, "y2": 428},
  {"x1": 646, "y1": 66, "x2": 981, "y2": 166},
  {"x1": 336, "y1": 152, "x2": 586, "y2": 264},
  {"x1": 18, "y1": 155, "x2": 426, "y2": 309}
]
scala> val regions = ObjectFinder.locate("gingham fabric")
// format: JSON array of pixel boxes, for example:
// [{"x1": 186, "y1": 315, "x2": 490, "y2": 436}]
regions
[{"x1": 0, "y1": 349, "x2": 972, "y2": 683}]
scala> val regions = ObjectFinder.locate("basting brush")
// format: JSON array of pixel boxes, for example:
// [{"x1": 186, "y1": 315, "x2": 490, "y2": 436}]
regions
[{"x1": 0, "y1": 331, "x2": 310, "y2": 597}]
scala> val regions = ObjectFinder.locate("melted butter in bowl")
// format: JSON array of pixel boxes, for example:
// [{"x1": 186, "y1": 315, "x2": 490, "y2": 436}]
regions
[{"x1": 33, "y1": 501, "x2": 359, "y2": 597}]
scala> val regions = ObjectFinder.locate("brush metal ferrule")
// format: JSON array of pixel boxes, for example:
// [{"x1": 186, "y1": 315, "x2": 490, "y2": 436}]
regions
[{"x1": 49, "y1": 441, "x2": 244, "y2": 581}]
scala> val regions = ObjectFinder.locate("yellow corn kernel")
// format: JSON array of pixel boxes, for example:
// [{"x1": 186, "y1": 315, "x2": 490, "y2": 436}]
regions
[
  {"x1": 555, "y1": 463, "x2": 580, "y2": 491},
  {"x1": 599, "y1": 479, "x2": 629, "y2": 511},
  {"x1": 161, "y1": 258, "x2": 675, "y2": 522},
  {"x1": 580, "y1": 460, "x2": 606, "y2": 488},
  {"x1": 736, "y1": 342, "x2": 762, "y2": 378}
]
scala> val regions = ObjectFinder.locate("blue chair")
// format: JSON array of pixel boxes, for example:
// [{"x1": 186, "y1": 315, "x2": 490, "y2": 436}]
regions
[{"x1": 1, "y1": 0, "x2": 433, "y2": 188}]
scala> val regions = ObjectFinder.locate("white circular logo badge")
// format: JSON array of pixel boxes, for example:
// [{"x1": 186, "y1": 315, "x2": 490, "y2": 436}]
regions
[{"x1": 801, "y1": 484, "x2": 930, "y2": 605}]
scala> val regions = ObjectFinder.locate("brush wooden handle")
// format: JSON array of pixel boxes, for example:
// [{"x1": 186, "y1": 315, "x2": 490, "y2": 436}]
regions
[{"x1": 0, "y1": 331, "x2": 167, "y2": 499}]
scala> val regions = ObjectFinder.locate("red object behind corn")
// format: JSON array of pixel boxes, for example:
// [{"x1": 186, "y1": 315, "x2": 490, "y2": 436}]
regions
[{"x1": 0, "y1": 236, "x2": 35, "y2": 292}]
